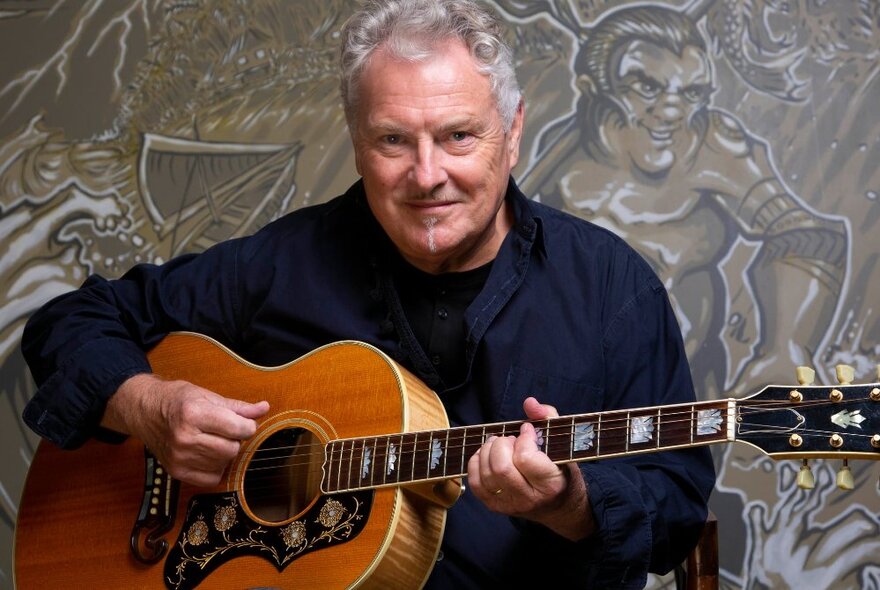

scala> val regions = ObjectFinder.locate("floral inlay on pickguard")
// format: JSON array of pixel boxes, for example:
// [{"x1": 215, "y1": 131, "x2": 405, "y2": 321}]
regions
[{"x1": 165, "y1": 491, "x2": 373, "y2": 590}]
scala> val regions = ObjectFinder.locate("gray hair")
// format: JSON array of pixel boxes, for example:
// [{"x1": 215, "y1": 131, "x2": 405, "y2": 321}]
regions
[{"x1": 340, "y1": 0, "x2": 521, "y2": 133}]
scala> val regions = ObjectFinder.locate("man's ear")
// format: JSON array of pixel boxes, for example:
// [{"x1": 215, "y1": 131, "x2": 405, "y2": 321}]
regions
[
  {"x1": 508, "y1": 100, "x2": 525, "y2": 167},
  {"x1": 352, "y1": 135, "x2": 363, "y2": 176},
  {"x1": 575, "y1": 73, "x2": 597, "y2": 98}
]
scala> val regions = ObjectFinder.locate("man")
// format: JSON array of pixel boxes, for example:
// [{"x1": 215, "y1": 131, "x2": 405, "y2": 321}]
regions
[{"x1": 21, "y1": 0, "x2": 714, "y2": 587}]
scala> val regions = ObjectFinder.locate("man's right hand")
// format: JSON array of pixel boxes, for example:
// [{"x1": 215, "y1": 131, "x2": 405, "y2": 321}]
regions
[{"x1": 101, "y1": 373, "x2": 270, "y2": 487}]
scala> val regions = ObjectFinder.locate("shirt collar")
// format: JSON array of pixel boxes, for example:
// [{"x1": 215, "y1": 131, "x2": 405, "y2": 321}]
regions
[{"x1": 506, "y1": 176, "x2": 548, "y2": 261}]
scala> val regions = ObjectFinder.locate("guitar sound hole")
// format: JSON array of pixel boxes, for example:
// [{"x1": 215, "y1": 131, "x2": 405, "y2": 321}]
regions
[{"x1": 243, "y1": 427, "x2": 323, "y2": 523}]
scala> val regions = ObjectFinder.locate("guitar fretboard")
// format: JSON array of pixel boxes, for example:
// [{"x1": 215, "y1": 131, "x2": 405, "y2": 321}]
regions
[{"x1": 323, "y1": 400, "x2": 730, "y2": 493}]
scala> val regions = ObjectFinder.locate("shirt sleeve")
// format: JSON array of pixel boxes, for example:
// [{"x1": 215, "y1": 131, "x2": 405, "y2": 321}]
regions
[
  {"x1": 576, "y1": 274, "x2": 715, "y2": 587},
  {"x1": 21, "y1": 239, "x2": 246, "y2": 449}
]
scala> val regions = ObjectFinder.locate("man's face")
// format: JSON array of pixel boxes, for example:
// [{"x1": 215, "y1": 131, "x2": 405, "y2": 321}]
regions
[
  {"x1": 607, "y1": 40, "x2": 712, "y2": 176},
  {"x1": 352, "y1": 38, "x2": 523, "y2": 274}
]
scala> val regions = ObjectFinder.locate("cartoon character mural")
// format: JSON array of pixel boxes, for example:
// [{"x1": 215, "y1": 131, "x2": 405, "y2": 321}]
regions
[{"x1": 1, "y1": 1, "x2": 878, "y2": 588}]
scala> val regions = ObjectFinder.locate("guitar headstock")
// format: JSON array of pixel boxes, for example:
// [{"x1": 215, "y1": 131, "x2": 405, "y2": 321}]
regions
[{"x1": 735, "y1": 364, "x2": 880, "y2": 490}]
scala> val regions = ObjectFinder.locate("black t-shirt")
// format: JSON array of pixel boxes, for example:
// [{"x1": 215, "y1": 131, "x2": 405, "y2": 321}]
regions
[{"x1": 393, "y1": 259, "x2": 493, "y2": 389}]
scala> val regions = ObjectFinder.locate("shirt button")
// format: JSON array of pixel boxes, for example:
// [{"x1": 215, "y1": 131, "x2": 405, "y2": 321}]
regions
[
  {"x1": 437, "y1": 307, "x2": 448, "y2": 320},
  {"x1": 431, "y1": 354, "x2": 441, "y2": 366}
]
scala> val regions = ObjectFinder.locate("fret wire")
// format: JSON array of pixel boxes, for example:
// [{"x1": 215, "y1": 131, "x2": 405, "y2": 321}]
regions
[
  {"x1": 544, "y1": 417, "x2": 551, "y2": 456},
  {"x1": 376, "y1": 436, "x2": 388, "y2": 485},
  {"x1": 411, "y1": 432, "x2": 418, "y2": 484},
  {"x1": 348, "y1": 439, "x2": 356, "y2": 491},
  {"x1": 625, "y1": 410, "x2": 631, "y2": 453},
  {"x1": 396, "y1": 434, "x2": 404, "y2": 484},
  {"x1": 349, "y1": 441, "x2": 367, "y2": 487},
  {"x1": 335, "y1": 441, "x2": 344, "y2": 492},
  {"x1": 370, "y1": 436, "x2": 378, "y2": 487},
  {"x1": 656, "y1": 407, "x2": 661, "y2": 449},
  {"x1": 568, "y1": 416, "x2": 574, "y2": 461},
  {"x1": 382, "y1": 436, "x2": 390, "y2": 485},
  {"x1": 460, "y1": 428, "x2": 467, "y2": 477},
  {"x1": 690, "y1": 405, "x2": 695, "y2": 445},
  {"x1": 426, "y1": 432, "x2": 433, "y2": 479},
  {"x1": 443, "y1": 430, "x2": 449, "y2": 477}
]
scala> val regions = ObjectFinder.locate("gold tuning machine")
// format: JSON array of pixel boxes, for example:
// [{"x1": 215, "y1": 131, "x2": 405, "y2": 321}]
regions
[
  {"x1": 797, "y1": 459, "x2": 815, "y2": 490},
  {"x1": 836, "y1": 459, "x2": 854, "y2": 491}
]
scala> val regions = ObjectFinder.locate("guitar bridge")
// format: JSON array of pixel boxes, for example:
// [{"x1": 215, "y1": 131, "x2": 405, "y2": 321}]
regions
[{"x1": 130, "y1": 447, "x2": 179, "y2": 564}]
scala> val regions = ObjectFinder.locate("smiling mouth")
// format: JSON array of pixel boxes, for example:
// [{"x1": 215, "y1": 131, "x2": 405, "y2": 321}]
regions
[{"x1": 409, "y1": 199, "x2": 457, "y2": 212}]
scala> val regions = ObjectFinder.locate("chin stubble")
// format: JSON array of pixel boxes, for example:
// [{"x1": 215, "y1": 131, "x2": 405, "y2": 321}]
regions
[{"x1": 423, "y1": 216, "x2": 439, "y2": 253}]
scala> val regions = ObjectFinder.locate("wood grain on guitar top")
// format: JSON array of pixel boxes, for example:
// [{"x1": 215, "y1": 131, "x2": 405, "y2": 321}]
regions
[{"x1": 15, "y1": 333, "x2": 452, "y2": 589}]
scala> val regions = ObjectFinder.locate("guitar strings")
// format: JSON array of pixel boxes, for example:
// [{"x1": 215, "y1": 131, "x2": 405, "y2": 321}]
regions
[
  {"x1": 226, "y1": 396, "x2": 877, "y2": 499},
  {"x1": 240, "y1": 396, "x2": 871, "y2": 466},
  {"x1": 240, "y1": 396, "x2": 873, "y2": 469}
]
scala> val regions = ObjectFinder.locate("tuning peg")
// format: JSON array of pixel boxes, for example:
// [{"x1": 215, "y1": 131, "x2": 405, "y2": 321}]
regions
[
  {"x1": 836, "y1": 459, "x2": 854, "y2": 491},
  {"x1": 796, "y1": 366, "x2": 816, "y2": 385},
  {"x1": 797, "y1": 459, "x2": 815, "y2": 490},
  {"x1": 835, "y1": 364, "x2": 855, "y2": 385}
]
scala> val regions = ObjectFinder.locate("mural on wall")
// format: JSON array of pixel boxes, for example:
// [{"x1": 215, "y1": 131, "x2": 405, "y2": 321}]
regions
[{"x1": 1, "y1": 0, "x2": 878, "y2": 588}]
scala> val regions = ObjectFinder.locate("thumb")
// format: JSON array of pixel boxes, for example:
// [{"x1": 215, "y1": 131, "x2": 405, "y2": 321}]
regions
[
  {"x1": 223, "y1": 398, "x2": 270, "y2": 419},
  {"x1": 523, "y1": 396, "x2": 559, "y2": 421}
]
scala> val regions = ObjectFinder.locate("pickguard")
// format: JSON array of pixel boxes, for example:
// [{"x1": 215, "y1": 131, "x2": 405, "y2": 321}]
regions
[{"x1": 164, "y1": 490, "x2": 373, "y2": 590}]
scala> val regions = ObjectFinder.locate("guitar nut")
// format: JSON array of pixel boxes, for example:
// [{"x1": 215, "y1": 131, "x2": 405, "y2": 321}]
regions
[
  {"x1": 830, "y1": 434, "x2": 844, "y2": 448},
  {"x1": 788, "y1": 434, "x2": 803, "y2": 448},
  {"x1": 871, "y1": 388, "x2": 880, "y2": 402},
  {"x1": 829, "y1": 389, "x2": 843, "y2": 402},
  {"x1": 789, "y1": 390, "x2": 803, "y2": 402},
  {"x1": 872, "y1": 434, "x2": 880, "y2": 449}
]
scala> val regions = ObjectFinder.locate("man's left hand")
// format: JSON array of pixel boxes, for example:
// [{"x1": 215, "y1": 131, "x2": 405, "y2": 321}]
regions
[{"x1": 467, "y1": 396, "x2": 596, "y2": 541}]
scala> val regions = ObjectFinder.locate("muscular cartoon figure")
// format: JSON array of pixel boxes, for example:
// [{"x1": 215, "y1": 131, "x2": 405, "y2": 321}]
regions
[{"x1": 520, "y1": 5, "x2": 848, "y2": 396}]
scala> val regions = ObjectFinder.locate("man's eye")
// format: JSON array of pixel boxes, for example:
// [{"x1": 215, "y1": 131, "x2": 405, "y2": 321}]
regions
[
  {"x1": 383, "y1": 135, "x2": 401, "y2": 145},
  {"x1": 450, "y1": 131, "x2": 470, "y2": 142}
]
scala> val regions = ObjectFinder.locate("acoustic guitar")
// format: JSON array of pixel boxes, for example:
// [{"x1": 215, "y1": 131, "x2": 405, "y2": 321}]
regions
[{"x1": 14, "y1": 332, "x2": 880, "y2": 589}]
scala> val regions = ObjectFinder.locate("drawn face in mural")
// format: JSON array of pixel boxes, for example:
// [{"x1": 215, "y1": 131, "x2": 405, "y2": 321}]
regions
[
  {"x1": 352, "y1": 38, "x2": 523, "y2": 274},
  {"x1": 607, "y1": 40, "x2": 712, "y2": 176}
]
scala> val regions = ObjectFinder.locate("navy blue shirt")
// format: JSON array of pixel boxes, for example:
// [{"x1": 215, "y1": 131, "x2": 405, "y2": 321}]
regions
[{"x1": 22, "y1": 178, "x2": 715, "y2": 588}]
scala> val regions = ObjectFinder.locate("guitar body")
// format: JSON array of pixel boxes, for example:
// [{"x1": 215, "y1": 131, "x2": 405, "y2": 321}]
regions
[{"x1": 15, "y1": 333, "x2": 452, "y2": 589}]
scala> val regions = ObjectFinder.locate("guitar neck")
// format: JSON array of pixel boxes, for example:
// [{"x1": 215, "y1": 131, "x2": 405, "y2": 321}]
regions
[{"x1": 323, "y1": 399, "x2": 732, "y2": 493}]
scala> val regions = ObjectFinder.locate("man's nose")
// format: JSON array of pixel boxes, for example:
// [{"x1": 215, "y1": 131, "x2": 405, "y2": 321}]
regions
[{"x1": 411, "y1": 140, "x2": 448, "y2": 192}]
